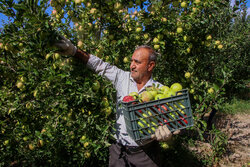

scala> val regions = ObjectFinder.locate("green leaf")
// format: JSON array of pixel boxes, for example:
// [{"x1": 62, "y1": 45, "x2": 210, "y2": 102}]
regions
[{"x1": 213, "y1": 83, "x2": 219, "y2": 92}]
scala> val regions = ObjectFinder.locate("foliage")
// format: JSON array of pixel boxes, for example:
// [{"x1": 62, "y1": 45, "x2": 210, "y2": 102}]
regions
[
  {"x1": 0, "y1": 0, "x2": 249, "y2": 166},
  {"x1": 201, "y1": 125, "x2": 228, "y2": 166},
  {"x1": 222, "y1": 97, "x2": 250, "y2": 114}
]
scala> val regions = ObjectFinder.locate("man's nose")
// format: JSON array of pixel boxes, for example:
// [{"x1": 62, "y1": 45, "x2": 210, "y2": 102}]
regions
[{"x1": 130, "y1": 61, "x2": 135, "y2": 69}]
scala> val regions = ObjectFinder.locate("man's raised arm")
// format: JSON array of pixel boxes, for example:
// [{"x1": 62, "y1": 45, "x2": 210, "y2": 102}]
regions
[
  {"x1": 53, "y1": 35, "x2": 90, "y2": 64},
  {"x1": 53, "y1": 35, "x2": 126, "y2": 89}
]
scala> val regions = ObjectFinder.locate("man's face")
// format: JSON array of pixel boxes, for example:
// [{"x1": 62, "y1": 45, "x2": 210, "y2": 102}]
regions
[{"x1": 130, "y1": 48, "x2": 153, "y2": 82}]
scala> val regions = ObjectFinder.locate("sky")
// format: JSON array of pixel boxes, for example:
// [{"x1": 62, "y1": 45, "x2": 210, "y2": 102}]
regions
[{"x1": 0, "y1": 0, "x2": 249, "y2": 29}]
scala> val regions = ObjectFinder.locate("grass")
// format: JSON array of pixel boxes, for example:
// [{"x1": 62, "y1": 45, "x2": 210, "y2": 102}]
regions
[{"x1": 222, "y1": 97, "x2": 250, "y2": 114}]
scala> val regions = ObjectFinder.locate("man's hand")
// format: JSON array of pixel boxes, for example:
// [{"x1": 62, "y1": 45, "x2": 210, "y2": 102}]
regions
[
  {"x1": 54, "y1": 36, "x2": 77, "y2": 56},
  {"x1": 151, "y1": 125, "x2": 180, "y2": 141}
]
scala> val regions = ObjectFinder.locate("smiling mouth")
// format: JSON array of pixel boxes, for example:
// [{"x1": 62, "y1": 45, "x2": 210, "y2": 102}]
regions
[{"x1": 131, "y1": 70, "x2": 137, "y2": 73}]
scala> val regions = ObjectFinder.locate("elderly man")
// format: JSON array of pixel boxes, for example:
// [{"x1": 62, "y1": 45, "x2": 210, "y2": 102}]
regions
[{"x1": 54, "y1": 36, "x2": 179, "y2": 167}]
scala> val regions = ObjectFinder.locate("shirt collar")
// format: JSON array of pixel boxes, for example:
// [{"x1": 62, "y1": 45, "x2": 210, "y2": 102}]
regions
[{"x1": 129, "y1": 73, "x2": 155, "y2": 94}]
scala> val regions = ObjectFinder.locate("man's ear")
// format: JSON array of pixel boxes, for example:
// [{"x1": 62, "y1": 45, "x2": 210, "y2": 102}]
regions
[{"x1": 148, "y1": 61, "x2": 156, "y2": 71}]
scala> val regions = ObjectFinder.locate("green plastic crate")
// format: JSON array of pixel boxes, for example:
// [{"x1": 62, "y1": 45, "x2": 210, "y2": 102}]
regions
[{"x1": 120, "y1": 89, "x2": 193, "y2": 142}]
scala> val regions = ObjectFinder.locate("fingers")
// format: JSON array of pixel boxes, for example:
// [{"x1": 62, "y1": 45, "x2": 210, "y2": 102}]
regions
[
  {"x1": 152, "y1": 126, "x2": 181, "y2": 141},
  {"x1": 151, "y1": 134, "x2": 156, "y2": 139},
  {"x1": 173, "y1": 129, "x2": 181, "y2": 135},
  {"x1": 54, "y1": 42, "x2": 66, "y2": 49},
  {"x1": 161, "y1": 125, "x2": 172, "y2": 141},
  {"x1": 158, "y1": 126, "x2": 165, "y2": 140},
  {"x1": 155, "y1": 126, "x2": 161, "y2": 140},
  {"x1": 59, "y1": 35, "x2": 67, "y2": 41},
  {"x1": 152, "y1": 125, "x2": 170, "y2": 141},
  {"x1": 54, "y1": 50, "x2": 64, "y2": 55}
]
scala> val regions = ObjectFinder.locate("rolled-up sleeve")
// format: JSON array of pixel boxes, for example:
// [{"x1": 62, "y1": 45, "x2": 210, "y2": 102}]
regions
[{"x1": 87, "y1": 54, "x2": 126, "y2": 89}]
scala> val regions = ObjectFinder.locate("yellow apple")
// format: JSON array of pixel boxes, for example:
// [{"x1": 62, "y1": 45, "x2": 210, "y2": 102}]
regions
[
  {"x1": 185, "y1": 72, "x2": 191, "y2": 79},
  {"x1": 181, "y1": 2, "x2": 187, "y2": 8},
  {"x1": 218, "y1": 44, "x2": 223, "y2": 49},
  {"x1": 177, "y1": 27, "x2": 183, "y2": 34},
  {"x1": 208, "y1": 88, "x2": 214, "y2": 94},
  {"x1": 77, "y1": 41, "x2": 83, "y2": 47},
  {"x1": 123, "y1": 57, "x2": 129, "y2": 63},
  {"x1": 154, "y1": 44, "x2": 160, "y2": 50}
]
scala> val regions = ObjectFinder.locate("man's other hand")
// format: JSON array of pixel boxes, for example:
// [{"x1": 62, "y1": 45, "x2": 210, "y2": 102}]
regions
[
  {"x1": 54, "y1": 36, "x2": 77, "y2": 56},
  {"x1": 151, "y1": 125, "x2": 180, "y2": 141}
]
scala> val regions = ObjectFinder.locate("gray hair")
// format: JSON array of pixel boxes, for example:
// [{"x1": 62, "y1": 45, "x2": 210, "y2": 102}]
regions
[{"x1": 135, "y1": 45, "x2": 160, "y2": 63}]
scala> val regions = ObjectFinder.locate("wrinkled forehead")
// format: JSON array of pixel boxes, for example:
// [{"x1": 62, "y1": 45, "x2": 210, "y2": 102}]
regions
[{"x1": 132, "y1": 48, "x2": 150, "y2": 61}]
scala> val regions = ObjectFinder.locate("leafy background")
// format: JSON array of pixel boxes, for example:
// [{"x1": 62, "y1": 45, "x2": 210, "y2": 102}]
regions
[{"x1": 0, "y1": 0, "x2": 249, "y2": 166}]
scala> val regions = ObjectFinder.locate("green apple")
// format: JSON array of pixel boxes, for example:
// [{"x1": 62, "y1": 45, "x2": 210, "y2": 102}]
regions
[
  {"x1": 194, "y1": 0, "x2": 201, "y2": 5},
  {"x1": 114, "y1": 2, "x2": 122, "y2": 10},
  {"x1": 38, "y1": 140, "x2": 44, "y2": 147},
  {"x1": 157, "y1": 34, "x2": 163, "y2": 40},
  {"x1": 185, "y1": 72, "x2": 191, "y2": 79},
  {"x1": 136, "y1": 27, "x2": 142, "y2": 33},
  {"x1": 207, "y1": 88, "x2": 214, "y2": 94},
  {"x1": 92, "y1": 80, "x2": 100, "y2": 91},
  {"x1": 164, "y1": 89, "x2": 176, "y2": 98},
  {"x1": 29, "y1": 144, "x2": 35, "y2": 150},
  {"x1": 33, "y1": 90, "x2": 38, "y2": 97},
  {"x1": 160, "y1": 86, "x2": 170, "y2": 94},
  {"x1": 183, "y1": 35, "x2": 190, "y2": 42},
  {"x1": 215, "y1": 40, "x2": 220, "y2": 45},
  {"x1": 19, "y1": 43, "x2": 23, "y2": 48},
  {"x1": 192, "y1": 7, "x2": 198, "y2": 13},
  {"x1": 3, "y1": 140, "x2": 9, "y2": 146},
  {"x1": 149, "y1": 90, "x2": 157, "y2": 99},
  {"x1": 16, "y1": 81, "x2": 24, "y2": 89},
  {"x1": 154, "y1": 44, "x2": 160, "y2": 50},
  {"x1": 170, "y1": 83, "x2": 183, "y2": 92},
  {"x1": 129, "y1": 92, "x2": 139, "y2": 99},
  {"x1": 153, "y1": 37, "x2": 159, "y2": 43},
  {"x1": 142, "y1": 113, "x2": 148, "y2": 118},
  {"x1": 75, "y1": 0, "x2": 81, "y2": 5},
  {"x1": 161, "y1": 17, "x2": 167, "y2": 23},
  {"x1": 143, "y1": 33, "x2": 149, "y2": 40},
  {"x1": 81, "y1": 135, "x2": 86, "y2": 141},
  {"x1": 169, "y1": 113, "x2": 176, "y2": 119},
  {"x1": 77, "y1": 41, "x2": 83, "y2": 47},
  {"x1": 177, "y1": 27, "x2": 183, "y2": 34},
  {"x1": 53, "y1": 53, "x2": 60, "y2": 60},
  {"x1": 181, "y1": 1, "x2": 187, "y2": 8},
  {"x1": 135, "y1": 35, "x2": 140, "y2": 40},
  {"x1": 175, "y1": 103, "x2": 185, "y2": 114},
  {"x1": 123, "y1": 57, "x2": 129, "y2": 63},
  {"x1": 218, "y1": 44, "x2": 223, "y2": 49},
  {"x1": 102, "y1": 97, "x2": 109, "y2": 107},
  {"x1": 189, "y1": 89, "x2": 194, "y2": 94},
  {"x1": 155, "y1": 94, "x2": 165, "y2": 100},
  {"x1": 86, "y1": 2, "x2": 91, "y2": 7},
  {"x1": 45, "y1": 54, "x2": 51, "y2": 60},
  {"x1": 160, "y1": 142, "x2": 169, "y2": 149},
  {"x1": 146, "y1": 110, "x2": 153, "y2": 117},
  {"x1": 138, "y1": 118, "x2": 147, "y2": 127},
  {"x1": 206, "y1": 35, "x2": 212, "y2": 40}
]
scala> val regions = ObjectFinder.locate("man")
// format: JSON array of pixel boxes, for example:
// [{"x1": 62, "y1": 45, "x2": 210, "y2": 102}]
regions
[{"x1": 54, "y1": 36, "x2": 179, "y2": 167}]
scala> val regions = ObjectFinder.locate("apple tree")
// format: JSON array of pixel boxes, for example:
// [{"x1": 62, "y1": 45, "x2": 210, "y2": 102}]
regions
[{"x1": 0, "y1": 0, "x2": 249, "y2": 166}]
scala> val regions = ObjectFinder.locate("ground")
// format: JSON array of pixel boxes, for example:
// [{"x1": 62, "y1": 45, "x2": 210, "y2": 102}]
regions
[
  {"x1": 188, "y1": 113, "x2": 250, "y2": 167},
  {"x1": 215, "y1": 113, "x2": 250, "y2": 167}
]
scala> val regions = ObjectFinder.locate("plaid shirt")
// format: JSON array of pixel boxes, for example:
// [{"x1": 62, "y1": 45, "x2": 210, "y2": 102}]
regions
[{"x1": 87, "y1": 54, "x2": 163, "y2": 146}]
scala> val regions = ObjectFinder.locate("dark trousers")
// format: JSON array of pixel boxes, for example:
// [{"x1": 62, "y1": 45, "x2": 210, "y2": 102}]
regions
[{"x1": 109, "y1": 141, "x2": 162, "y2": 167}]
